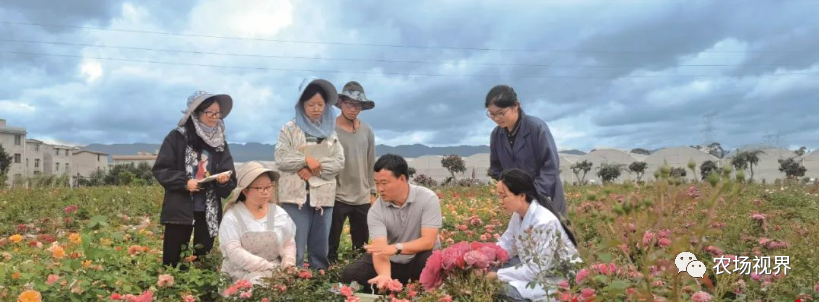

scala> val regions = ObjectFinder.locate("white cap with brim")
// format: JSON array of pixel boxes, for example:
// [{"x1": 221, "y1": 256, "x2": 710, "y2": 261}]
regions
[{"x1": 225, "y1": 161, "x2": 281, "y2": 206}]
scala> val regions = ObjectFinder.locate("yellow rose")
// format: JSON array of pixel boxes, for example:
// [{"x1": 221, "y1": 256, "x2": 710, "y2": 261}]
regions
[
  {"x1": 68, "y1": 233, "x2": 82, "y2": 244},
  {"x1": 17, "y1": 290, "x2": 42, "y2": 302},
  {"x1": 51, "y1": 246, "x2": 66, "y2": 259},
  {"x1": 9, "y1": 234, "x2": 23, "y2": 244}
]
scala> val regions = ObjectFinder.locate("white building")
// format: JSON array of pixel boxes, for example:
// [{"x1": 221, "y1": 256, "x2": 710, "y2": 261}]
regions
[
  {"x1": 112, "y1": 152, "x2": 158, "y2": 167},
  {"x1": 72, "y1": 150, "x2": 110, "y2": 180},
  {"x1": 24, "y1": 139, "x2": 45, "y2": 177},
  {"x1": 0, "y1": 119, "x2": 27, "y2": 186}
]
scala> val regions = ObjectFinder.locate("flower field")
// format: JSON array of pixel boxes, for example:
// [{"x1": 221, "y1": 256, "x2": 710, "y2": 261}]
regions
[{"x1": 2, "y1": 173, "x2": 819, "y2": 301}]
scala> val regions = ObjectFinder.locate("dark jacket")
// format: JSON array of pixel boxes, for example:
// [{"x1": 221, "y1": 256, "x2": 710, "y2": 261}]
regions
[
  {"x1": 489, "y1": 111, "x2": 567, "y2": 217},
  {"x1": 152, "y1": 129, "x2": 237, "y2": 225}
]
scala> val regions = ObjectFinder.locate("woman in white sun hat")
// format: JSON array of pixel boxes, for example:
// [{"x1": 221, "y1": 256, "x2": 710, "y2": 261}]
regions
[{"x1": 219, "y1": 161, "x2": 297, "y2": 285}]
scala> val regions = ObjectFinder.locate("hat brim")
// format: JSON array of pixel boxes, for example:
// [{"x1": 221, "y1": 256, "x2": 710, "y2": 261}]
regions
[
  {"x1": 336, "y1": 94, "x2": 375, "y2": 110},
  {"x1": 226, "y1": 170, "x2": 280, "y2": 204},
  {"x1": 303, "y1": 79, "x2": 338, "y2": 107},
  {"x1": 177, "y1": 94, "x2": 234, "y2": 127}
]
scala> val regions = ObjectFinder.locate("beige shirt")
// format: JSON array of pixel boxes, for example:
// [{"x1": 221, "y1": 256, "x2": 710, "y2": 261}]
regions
[{"x1": 275, "y1": 120, "x2": 345, "y2": 208}]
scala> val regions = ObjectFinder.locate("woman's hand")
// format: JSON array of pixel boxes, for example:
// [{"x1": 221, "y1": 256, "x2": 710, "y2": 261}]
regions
[
  {"x1": 216, "y1": 172, "x2": 230, "y2": 184},
  {"x1": 297, "y1": 168, "x2": 312, "y2": 181},
  {"x1": 186, "y1": 179, "x2": 200, "y2": 192},
  {"x1": 305, "y1": 156, "x2": 322, "y2": 174},
  {"x1": 475, "y1": 270, "x2": 498, "y2": 280}
]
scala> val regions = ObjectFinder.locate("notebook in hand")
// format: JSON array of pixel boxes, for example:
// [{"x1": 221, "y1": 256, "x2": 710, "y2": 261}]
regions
[{"x1": 197, "y1": 170, "x2": 233, "y2": 183}]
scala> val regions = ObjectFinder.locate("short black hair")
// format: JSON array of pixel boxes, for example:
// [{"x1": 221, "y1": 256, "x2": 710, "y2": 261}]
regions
[
  {"x1": 485, "y1": 84, "x2": 519, "y2": 108},
  {"x1": 498, "y1": 168, "x2": 577, "y2": 247},
  {"x1": 374, "y1": 154, "x2": 409, "y2": 179},
  {"x1": 299, "y1": 83, "x2": 329, "y2": 104}
]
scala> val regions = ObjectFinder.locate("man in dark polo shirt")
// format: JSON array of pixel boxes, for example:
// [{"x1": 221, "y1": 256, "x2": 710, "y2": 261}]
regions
[{"x1": 341, "y1": 154, "x2": 442, "y2": 289}]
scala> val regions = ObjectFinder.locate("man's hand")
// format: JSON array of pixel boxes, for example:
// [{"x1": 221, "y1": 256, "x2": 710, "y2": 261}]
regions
[
  {"x1": 367, "y1": 274, "x2": 393, "y2": 290},
  {"x1": 365, "y1": 243, "x2": 397, "y2": 257},
  {"x1": 186, "y1": 179, "x2": 200, "y2": 192},
  {"x1": 370, "y1": 194, "x2": 377, "y2": 204},
  {"x1": 297, "y1": 168, "x2": 312, "y2": 181}
]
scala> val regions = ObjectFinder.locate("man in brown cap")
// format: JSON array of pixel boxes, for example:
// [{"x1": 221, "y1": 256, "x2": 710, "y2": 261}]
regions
[{"x1": 328, "y1": 81, "x2": 377, "y2": 263}]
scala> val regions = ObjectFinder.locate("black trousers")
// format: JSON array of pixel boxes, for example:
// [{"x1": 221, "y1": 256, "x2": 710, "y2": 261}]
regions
[
  {"x1": 162, "y1": 211, "x2": 214, "y2": 267},
  {"x1": 328, "y1": 200, "x2": 370, "y2": 262},
  {"x1": 341, "y1": 250, "x2": 433, "y2": 286}
]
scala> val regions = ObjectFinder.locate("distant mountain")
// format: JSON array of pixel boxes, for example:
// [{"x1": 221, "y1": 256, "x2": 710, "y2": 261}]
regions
[
  {"x1": 82, "y1": 143, "x2": 492, "y2": 163},
  {"x1": 559, "y1": 149, "x2": 586, "y2": 155},
  {"x1": 376, "y1": 144, "x2": 490, "y2": 158}
]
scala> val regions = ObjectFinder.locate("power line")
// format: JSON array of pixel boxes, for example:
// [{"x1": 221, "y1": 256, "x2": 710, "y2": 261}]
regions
[
  {"x1": 1, "y1": 38, "x2": 811, "y2": 69},
  {"x1": 4, "y1": 50, "x2": 819, "y2": 79},
  {"x1": 3, "y1": 20, "x2": 817, "y2": 54}
]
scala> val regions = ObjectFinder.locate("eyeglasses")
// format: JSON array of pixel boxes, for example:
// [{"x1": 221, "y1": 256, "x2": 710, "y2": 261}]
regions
[
  {"x1": 486, "y1": 108, "x2": 510, "y2": 120},
  {"x1": 202, "y1": 110, "x2": 222, "y2": 118},
  {"x1": 247, "y1": 185, "x2": 274, "y2": 193},
  {"x1": 341, "y1": 100, "x2": 363, "y2": 110},
  {"x1": 305, "y1": 103, "x2": 325, "y2": 110}
]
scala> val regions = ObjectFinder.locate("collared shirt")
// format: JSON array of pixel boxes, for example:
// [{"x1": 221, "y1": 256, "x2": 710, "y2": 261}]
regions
[
  {"x1": 368, "y1": 184, "x2": 442, "y2": 264},
  {"x1": 504, "y1": 113, "x2": 523, "y2": 148}
]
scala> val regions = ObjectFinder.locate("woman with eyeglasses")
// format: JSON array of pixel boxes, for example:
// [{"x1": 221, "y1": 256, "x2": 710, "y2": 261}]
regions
[
  {"x1": 484, "y1": 168, "x2": 580, "y2": 301},
  {"x1": 219, "y1": 161, "x2": 297, "y2": 285},
  {"x1": 485, "y1": 84, "x2": 568, "y2": 219},
  {"x1": 153, "y1": 91, "x2": 238, "y2": 268},
  {"x1": 275, "y1": 77, "x2": 345, "y2": 270}
]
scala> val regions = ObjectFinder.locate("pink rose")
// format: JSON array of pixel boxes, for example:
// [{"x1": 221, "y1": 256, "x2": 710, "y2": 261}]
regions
[
  {"x1": 346, "y1": 296, "x2": 361, "y2": 302},
  {"x1": 387, "y1": 279, "x2": 403, "y2": 292},
  {"x1": 420, "y1": 251, "x2": 444, "y2": 290},
  {"x1": 157, "y1": 274, "x2": 174, "y2": 287},
  {"x1": 558, "y1": 280, "x2": 569, "y2": 289},
  {"x1": 691, "y1": 291, "x2": 712, "y2": 302},
  {"x1": 340, "y1": 285, "x2": 353, "y2": 297},
  {"x1": 344, "y1": 296, "x2": 361, "y2": 302},
  {"x1": 580, "y1": 288, "x2": 595, "y2": 300},
  {"x1": 464, "y1": 250, "x2": 490, "y2": 269},
  {"x1": 575, "y1": 268, "x2": 589, "y2": 284},
  {"x1": 46, "y1": 274, "x2": 60, "y2": 285},
  {"x1": 642, "y1": 231, "x2": 655, "y2": 247},
  {"x1": 438, "y1": 295, "x2": 453, "y2": 302}
]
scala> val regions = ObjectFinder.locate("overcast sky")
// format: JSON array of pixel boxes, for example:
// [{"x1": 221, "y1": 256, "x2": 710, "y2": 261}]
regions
[{"x1": 1, "y1": 0, "x2": 817, "y2": 152}]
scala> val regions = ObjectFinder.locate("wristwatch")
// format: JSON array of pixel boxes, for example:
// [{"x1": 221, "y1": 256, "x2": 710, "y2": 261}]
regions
[{"x1": 394, "y1": 243, "x2": 403, "y2": 255}]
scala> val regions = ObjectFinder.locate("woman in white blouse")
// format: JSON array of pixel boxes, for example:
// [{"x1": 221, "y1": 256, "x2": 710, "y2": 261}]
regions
[
  {"x1": 487, "y1": 168, "x2": 581, "y2": 301},
  {"x1": 219, "y1": 161, "x2": 297, "y2": 285}
]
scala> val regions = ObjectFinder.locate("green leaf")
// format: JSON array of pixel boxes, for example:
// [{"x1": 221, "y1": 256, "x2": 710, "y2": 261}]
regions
[
  {"x1": 593, "y1": 275, "x2": 609, "y2": 284},
  {"x1": 609, "y1": 280, "x2": 630, "y2": 290},
  {"x1": 598, "y1": 253, "x2": 613, "y2": 263}
]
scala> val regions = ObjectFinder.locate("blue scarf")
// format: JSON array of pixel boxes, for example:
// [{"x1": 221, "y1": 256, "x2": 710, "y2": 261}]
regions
[{"x1": 294, "y1": 101, "x2": 336, "y2": 138}]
